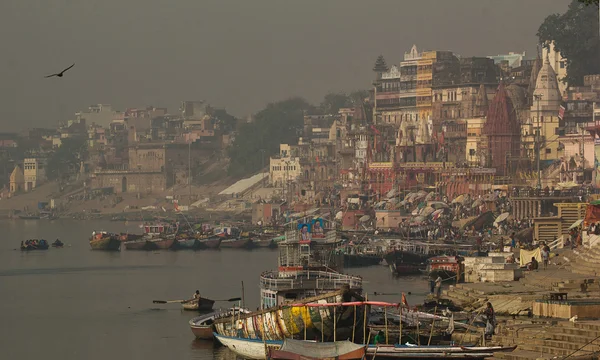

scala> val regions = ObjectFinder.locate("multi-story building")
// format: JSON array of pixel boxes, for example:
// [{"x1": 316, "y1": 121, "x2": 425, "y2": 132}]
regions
[
  {"x1": 23, "y1": 157, "x2": 47, "y2": 191},
  {"x1": 269, "y1": 144, "x2": 302, "y2": 187},
  {"x1": 75, "y1": 104, "x2": 117, "y2": 128}
]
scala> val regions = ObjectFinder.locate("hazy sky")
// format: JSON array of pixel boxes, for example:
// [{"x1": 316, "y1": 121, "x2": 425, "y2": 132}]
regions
[{"x1": 0, "y1": 0, "x2": 569, "y2": 130}]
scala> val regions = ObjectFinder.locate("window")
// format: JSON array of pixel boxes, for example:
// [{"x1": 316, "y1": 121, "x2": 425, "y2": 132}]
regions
[{"x1": 546, "y1": 148, "x2": 552, "y2": 154}]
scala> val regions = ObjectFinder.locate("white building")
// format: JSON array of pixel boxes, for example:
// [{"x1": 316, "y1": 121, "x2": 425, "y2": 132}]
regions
[
  {"x1": 269, "y1": 144, "x2": 301, "y2": 187},
  {"x1": 542, "y1": 42, "x2": 568, "y2": 96},
  {"x1": 23, "y1": 158, "x2": 47, "y2": 191},
  {"x1": 75, "y1": 104, "x2": 117, "y2": 128}
]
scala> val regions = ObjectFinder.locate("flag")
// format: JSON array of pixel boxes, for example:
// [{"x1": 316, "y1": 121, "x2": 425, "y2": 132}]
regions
[
  {"x1": 401, "y1": 292, "x2": 409, "y2": 308},
  {"x1": 370, "y1": 125, "x2": 381, "y2": 135}
]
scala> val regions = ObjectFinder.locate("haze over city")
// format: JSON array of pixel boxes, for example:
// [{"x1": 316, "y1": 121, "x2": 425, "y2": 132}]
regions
[{"x1": 0, "y1": 0, "x2": 568, "y2": 130}]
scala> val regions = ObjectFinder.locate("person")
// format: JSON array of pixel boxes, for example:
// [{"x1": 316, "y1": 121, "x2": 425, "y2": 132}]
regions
[
  {"x1": 541, "y1": 246, "x2": 549, "y2": 270},
  {"x1": 312, "y1": 220, "x2": 323, "y2": 235},
  {"x1": 510, "y1": 232, "x2": 516, "y2": 249},
  {"x1": 435, "y1": 276, "x2": 443, "y2": 298},
  {"x1": 529, "y1": 256, "x2": 539, "y2": 271},
  {"x1": 484, "y1": 302, "x2": 496, "y2": 338},
  {"x1": 373, "y1": 330, "x2": 385, "y2": 345},
  {"x1": 300, "y1": 224, "x2": 311, "y2": 241},
  {"x1": 193, "y1": 290, "x2": 201, "y2": 306},
  {"x1": 429, "y1": 276, "x2": 436, "y2": 294}
]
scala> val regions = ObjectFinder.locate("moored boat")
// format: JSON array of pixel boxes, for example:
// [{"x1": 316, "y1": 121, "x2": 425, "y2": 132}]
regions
[
  {"x1": 198, "y1": 236, "x2": 222, "y2": 249},
  {"x1": 189, "y1": 307, "x2": 250, "y2": 340},
  {"x1": 176, "y1": 238, "x2": 199, "y2": 249},
  {"x1": 343, "y1": 253, "x2": 382, "y2": 268},
  {"x1": 151, "y1": 237, "x2": 176, "y2": 250},
  {"x1": 220, "y1": 237, "x2": 253, "y2": 249},
  {"x1": 181, "y1": 297, "x2": 215, "y2": 311},
  {"x1": 384, "y1": 250, "x2": 429, "y2": 276},
  {"x1": 124, "y1": 238, "x2": 154, "y2": 250},
  {"x1": 214, "y1": 333, "x2": 282, "y2": 360},
  {"x1": 89, "y1": 232, "x2": 121, "y2": 251},
  {"x1": 426, "y1": 255, "x2": 462, "y2": 282}
]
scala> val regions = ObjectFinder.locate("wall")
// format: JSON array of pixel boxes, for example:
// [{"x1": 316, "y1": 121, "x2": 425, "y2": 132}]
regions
[
  {"x1": 91, "y1": 171, "x2": 166, "y2": 194},
  {"x1": 375, "y1": 210, "x2": 404, "y2": 229},
  {"x1": 269, "y1": 157, "x2": 301, "y2": 187}
]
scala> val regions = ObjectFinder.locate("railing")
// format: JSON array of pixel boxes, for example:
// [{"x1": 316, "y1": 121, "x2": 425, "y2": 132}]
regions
[
  {"x1": 548, "y1": 236, "x2": 564, "y2": 251},
  {"x1": 260, "y1": 270, "x2": 363, "y2": 291}
]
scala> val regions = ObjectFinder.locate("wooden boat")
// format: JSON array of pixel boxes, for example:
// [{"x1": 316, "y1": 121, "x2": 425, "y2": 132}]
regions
[
  {"x1": 426, "y1": 256, "x2": 462, "y2": 282},
  {"x1": 118, "y1": 233, "x2": 143, "y2": 242},
  {"x1": 268, "y1": 339, "x2": 366, "y2": 360},
  {"x1": 253, "y1": 238, "x2": 278, "y2": 248},
  {"x1": 198, "y1": 236, "x2": 222, "y2": 249},
  {"x1": 21, "y1": 239, "x2": 49, "y2": 251},
  {"x1": 213, "y1": 289, "x2": 365, "y2": 341},
  {"x1": 189, "y1": 307, "x2": 250, "y2": 340},
  {"x1": 181, "y1": 297, "x2": 215, "y2": 311},
  {"x1": 89, "y1": 232, "x2": 121, "y2": 251},
  {"x1": 18, "y1": 214, "x2": 40, "y2": 220},
  {"x1": 365, "y1": 344, "x2": 516, "y2": 359},
  {"x1": 220, "y1": 237, "x2": 254, "y2": 249},
  {"x1": 343, "y1": 253, "x2": 382, "y2": 268},
  {"x1": 214, "y1": 333, "x2": 283, "y2": 360},
  {"x1": 124, "y1": 238, "x2": 154, "y2": 250},
  {"x1": 384, "y1": 250, "x2": 428, "y2": 276},
  {"x1": 176, "y1": 238, "x2": 198, "y2": 249},
  {"x1": 151, "y1": 237, "x2": 176, "y2": 250}
]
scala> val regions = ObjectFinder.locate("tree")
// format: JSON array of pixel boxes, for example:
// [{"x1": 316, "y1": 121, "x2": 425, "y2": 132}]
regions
[
  {"x1": 537, "y1": 0, "x2": 600, "y2": 86},
  {"x1": 320, "y1": 93, "x2": 352, "y2": 115},
  {"x1": 46, "y1": 137, "x2": 88, "y2": 181},
  {"x1": 227, "y1": 97, "x2": 316, "y2": 177}
]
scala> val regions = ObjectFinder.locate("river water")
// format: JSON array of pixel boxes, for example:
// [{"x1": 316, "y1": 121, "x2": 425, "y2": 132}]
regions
[{"x1": 0, "y1": 219, "x2": 429, "y2": 360}]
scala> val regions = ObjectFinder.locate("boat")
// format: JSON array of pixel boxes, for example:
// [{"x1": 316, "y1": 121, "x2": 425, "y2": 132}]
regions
[
  {"x1": 18, "y1": 214, "x2": 40, "y2": 220},
  {"x1": 384, "y1": 250, "x2": 429, "y2": 276},
  {"x1": 220, "y1": 237, "x2": 254, "y2": 249},
  {"x1": 343, "y1": 253, "x2": 382, "y2": 268},
  {"x1": 124, "y1": 239, "x2": 154, "y2": 250},
  {"x1": 118, "y1": 233, "x2": 144, "y2": 242},
  {"x1": 198, "y1": 235, "x2": 222, "y2": 249},
  {"x1": 176, "y1": 238, "x2": 199, "y2": 249},
  {"x1": 214, "y1": 289, "x2": 365, "y2": 342},
  {"x1": 150, "y1": 236, "x2": 176, "y2": 250},
  {"x1": 89, "y1": 232, "x2": 121, "y2": 251},
  {"x1": 51, "y1": 239, "x2": 64, "y2": 248},
  {"x1": 426, "y1": 256, "x2": 462, "y2": 282},
  {"x1": 365, "y1": 344, "x2": 516, "y2": 359},
  {"x1": 214, "y1": 333, "x2": 283, "y2": 360},
  {"x1": 181, "y1": 297, "x2": 216, "y2": 311},
  {"x1": 189, "y1": 307, "x2": 250, "y2": 340},
  {"x1": 268, "y1": 339, "x2": 366, "y2": 360},
  {"x1": 21, "y1": 239, "x2": 49, "y2": 251}
]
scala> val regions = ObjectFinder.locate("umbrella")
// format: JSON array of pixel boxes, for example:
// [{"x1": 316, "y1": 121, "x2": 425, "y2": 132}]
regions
[
  {"x1": 420, "y1": 206, "x2": 435, "y2": 217},
  {"x1": 431, "y1": 209, "x2": 444, "y2": 220},
  {"x1": 428, "y1": 201, "x2": 449, "y2": 209},
  {"x1": 471, "y1": 199, "x2": 483, "y2": 209},
  {"x1": 335, "y1": 211, "x2": 343, "y2": 220},
  {"x1": 386, "y1": 189, "x2": 397, "y2": 199},
  {"x1": 569, "y1": 219, "x2": 584, "y2": 230},
  {"x1": 412, "y1": 216, "x2": 426, "y2": 223},
  {"x1": 359, "y1": 215, "x2": 370, "y2": 222},
  {"x1": 494, "y1": 212, "x2": 510, "y2": 224},
  {"x1": 425, "y1": 192, "x2": 435, "y2": 201},
  {"x1": 411, "y1": 208, "x2": 420, "y2": 216},
  {"x1": 451, "y1": 194, "x2": 465, "y2": 204}
]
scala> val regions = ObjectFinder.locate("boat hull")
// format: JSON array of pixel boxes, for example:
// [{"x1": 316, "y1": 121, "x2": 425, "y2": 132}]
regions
[
  {"x1": 190, "y1": 307, "x2": 250, "y2": 340},
  {"x1": 176, "y1": 238, "x2": 199, "y2": 249},
  {"x1": 182, "y1": 297, "x2": 215, "y2": 311},
  {"x1": 220, "y1": 238, "x2": 253, "y2": 249},
  {"x1": 344, "y1": 254, "x2": 382, "y2": 268},
  {"x1": 214, "y1": 333, "x2": 282, "y2": 360},
  {"x1": 198, "y1": 237, "x2": 222, "y2": 249},
  {"x1": 384, "y1": 250, "x2": 428, "y2": 276},
  {"x1": 124, "y1": 240, "x2": 155, "y2": 250},
  {"x1": 89, "y1": 237, "x2": 121, "y2": 251},
  {"x1": 152, "y1": 238, "x2": 176, "y2": 250}
]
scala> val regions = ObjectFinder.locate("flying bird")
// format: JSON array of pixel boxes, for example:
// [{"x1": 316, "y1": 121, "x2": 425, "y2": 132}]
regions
[{"x1": 45, "y1": 63, "x2": 75, "y2": 78}]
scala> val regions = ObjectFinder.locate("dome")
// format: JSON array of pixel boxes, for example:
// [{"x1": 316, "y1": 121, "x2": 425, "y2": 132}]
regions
[{"x1": 505, "y1": 84, "x2": 527, "y2": 111}]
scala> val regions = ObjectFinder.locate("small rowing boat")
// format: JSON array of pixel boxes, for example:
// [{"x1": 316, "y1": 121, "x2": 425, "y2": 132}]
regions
[{"x1": 182, "y1": 297, "x2": 215, "y2": 311}]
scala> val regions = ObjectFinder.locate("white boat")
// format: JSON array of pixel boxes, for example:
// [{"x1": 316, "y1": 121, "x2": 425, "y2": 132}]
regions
[{"x1": 213, "y1": 333, "x2": 282, "y2": 360}]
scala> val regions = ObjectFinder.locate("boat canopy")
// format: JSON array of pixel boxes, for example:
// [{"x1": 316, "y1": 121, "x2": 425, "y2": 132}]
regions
[{"x1": 268, "y1": 339, "x2": 366, "y2": 360}]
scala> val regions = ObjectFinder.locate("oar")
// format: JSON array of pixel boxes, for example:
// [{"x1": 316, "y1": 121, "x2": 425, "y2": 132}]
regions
[
  {"x1": 214, "y1": 297, "x2": 242, "y2": 302},
  {"x1": 153, "y1": 299, "x2": 186, "y2": 304}
]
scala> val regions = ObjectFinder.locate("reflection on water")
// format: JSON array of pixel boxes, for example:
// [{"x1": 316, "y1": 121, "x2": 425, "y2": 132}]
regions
[{"x1": 0, "y1": 220, "x2": 427, "y2": 360}]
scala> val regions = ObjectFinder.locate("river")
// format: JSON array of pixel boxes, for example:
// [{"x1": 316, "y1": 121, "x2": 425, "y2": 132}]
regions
[{"x1": 0, "y1": 219, "x2": 429, "y2": 360}]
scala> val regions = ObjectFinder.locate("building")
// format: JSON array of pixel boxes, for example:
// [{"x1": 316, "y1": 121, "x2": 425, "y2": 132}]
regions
[
  {"x1": 487, "y1": 51, "x2": 526, "y2": 69},
  {"x1": 75, "y1": 104, "x2": 117, "y2": 128},
  {"x1": 525, "y1": 56, "x2": 562, "y2": 164},
  {"x1": 483, "y1": 83, "x2": 521, "y2": 176},
  {"x1": 417, "y1": 50, "x2": 460, "y2": 124},
  {"x1": 542, "y1": 42, "x2": 568, "y2": 96},
  {"x1": 23, "y1": 158, "x2": 47, "y2": 191},
  {"x1": 9, "y1": 165, "x2": 24, "y2": 193}
]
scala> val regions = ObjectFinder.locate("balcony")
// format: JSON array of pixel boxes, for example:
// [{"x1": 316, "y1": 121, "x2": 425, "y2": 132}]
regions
[{"x1": 260, "y1": 270, "x2": 363, "y2": 292}]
